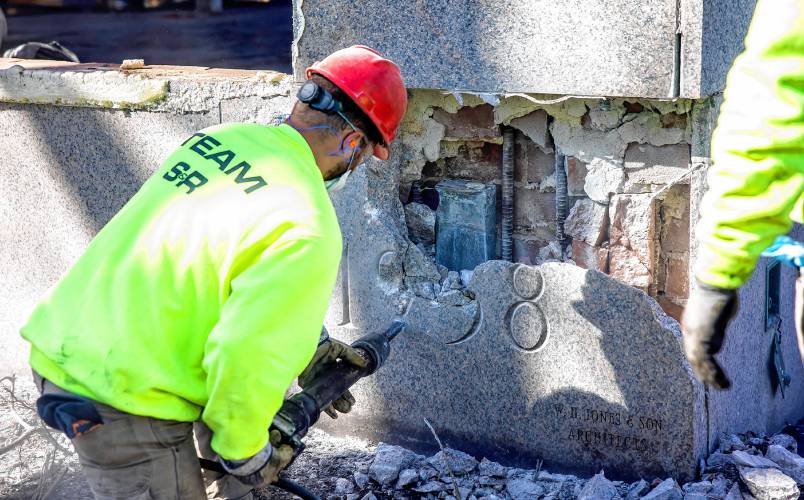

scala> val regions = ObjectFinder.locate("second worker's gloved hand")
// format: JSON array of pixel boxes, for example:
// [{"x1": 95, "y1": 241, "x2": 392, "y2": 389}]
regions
[
  {"x1": 681, "y1": 281, "x2": 739, "y2": 390},
  {"x1": 299, "y1": 328, "x2": 368, "y2": 419},
  {"x1": 220, "y1": 430, "x2": 294, "y2": 487}
]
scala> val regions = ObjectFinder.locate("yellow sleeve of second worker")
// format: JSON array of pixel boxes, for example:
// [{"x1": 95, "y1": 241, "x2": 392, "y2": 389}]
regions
[
  {"x1": 695, "y1": 0, "x2": 804, "y2": 289},
  {"x1": 201, "y1": 229, "x2": 340, "y2": 460}
]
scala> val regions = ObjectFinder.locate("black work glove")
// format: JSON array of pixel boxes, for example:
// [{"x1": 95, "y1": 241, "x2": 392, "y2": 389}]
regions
[
  {"x1": 298, "y1": 328, "x2": 368, "y2": 419},
  {"x1": 681, "y1": 281, "x2": 739, "y2": 390},
  {"x1": 219, "y1": 430, "x2": 295, "y2": 487}
]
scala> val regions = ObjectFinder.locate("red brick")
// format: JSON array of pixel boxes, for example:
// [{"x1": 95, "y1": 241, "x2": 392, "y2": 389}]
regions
[
  {"x1": 657, "y1": 295, "x2": 684, "y2": 322},
  {"x1": 432, "y1": 105, "x2": 499, "y2": 141},
  {"x1": 514, "y1": 188, "x2": 556, "y2": 230},
  {"x1": 658, "y1": 186, "x2": 691, "y2": 254},
  {"x1": 444, "y1": 142, "x2": 501, "y2": 183},
  {"x1": 664, "y1": 257, "x2": 690, "y2": 298},
  {"x1": 566, "y1": 157, "x2": 588, "y2": 196},
  {"x1": 572, "y1": 240, "x2": 608, "y2": 273},
  {"x1": 608, "y1": 245, "x2": 652, "y2": 291},
  {"x1": 608, "y1": 194, "x2": 657, "y2": 291},
  {"x1": 513, "y1": 233, "x2": 549, "y2": 265}
]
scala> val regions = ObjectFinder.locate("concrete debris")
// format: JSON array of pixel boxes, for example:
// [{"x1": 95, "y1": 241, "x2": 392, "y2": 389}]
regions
[
  {"x1": 681, "y1": 480, "x2": 712, "y2": 495},
  {"x1": 565, "y1": 199, "x2": 609, "y2": 246},
  {"x1": 120, "y1": 59, "x2": 145, "y2": 70},
  {"x1": 769, "y1": 433, "x2": 798, "y2": 454},
  {"x1": 367, "y1": 443, "x2": 423, "y2": 486},
  {"x1": 441, "y1": 271, "x2": 463, "y2": 293},
  {"x1": 538, "y1": 240, "x2": 564, "y2": 262},
  {"x1": 403, "y1": 243, "x2": 441, "y2": 282},
  {"x1": 460, "y1": 269, "x2": 474, "y2": 288},
  {"x1": 640, "y1": 477, "x2": 683, "y2": 500},
  {"x1": 765, "y1": 444, "x2": 804, "y2": 484},
  {"x1": 719, "y1": 434, "x2": 750, "y2": 453},
  {"x1": 509, "y1": 110, "x2": 551, "y2": 151},
  {"x1": 584, "y1": 158, "x2": 625, "y2": 204},
  {"x1": 428, "y1": 448, "x2": 479, "y2": 475},
  {"x1": 506, "y1": 478, "x2": 545, "y2": 499},
  {"x1": 479, "y1": 458, "x2": 508, "y2": 478},
  {"x1": 395, "y1": 468, "x2": 419, "y2": 488},
  {"x1": 624, "y1": 478, "x2": 650, "y2": 499},
  {"x1": 730, "y1": 450, "x2": 780, "y2": 469},
  {"x1": 577, "y1": 471, "x2": 620, "y2": 500},
  {"x1": 334, "y1": 477, "x2": 355, "y2": 494},
  {"x1": 404, "y1": 202, "x2": 436, "y2": 247},
  {"x1": 737, "y1": 466, "x2": 799, "y2": 500}
]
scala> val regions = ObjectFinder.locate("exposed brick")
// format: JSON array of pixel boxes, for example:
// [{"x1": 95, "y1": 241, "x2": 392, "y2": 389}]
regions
[
  {"x1": 623, "y1": 142, "x2": 691, "y2": 193},
  {"x1": 660, "y1": 112, "x2": 688, "y2": 129},
  {"x1": 566, "y1": 157, "x2": 588, "y2": 196},
  {"x1": 572, "y1": 240, "x2": 608, "y2": 273},
  {"x1": 509, "y1": 110, "x2": 550, "y2": 150},
  {"x1": 657, "y1": 295, "x2": 684, "y2": 322},
  {"x1": 608, "y1": 194, "x2": 656, "y2": 291},
  {"x1": 608, "y1": 245, "x2": 652, "y2": 290},
  {"x1": 433, "y1": 104, "x2": 499, "y2": 141},
  {"x1": 659, "y1": 186, "x2": 690, "y2": 254},
  {"x1": 514, "y1": 136, "x2": 554, "y2": 184},
  {"x1": 513, "y1": 233, "x2": 550, "y2": 265},
  {"x1": 444, "y1": 142, "x2": 501, "y2": 183},
  {"x1": 514, "y1": 188, "x2": 556, "y2": 230},
  {"x1": 664, "y1": 256, "x2": 690, "y2": 298},
  {"x1": 565, "y1": 198, "x2": 608, "y2": 246}
]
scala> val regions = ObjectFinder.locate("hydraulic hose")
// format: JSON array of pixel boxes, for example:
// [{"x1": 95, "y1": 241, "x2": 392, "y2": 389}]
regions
[
  {"x1": 501, "y1": 126, "x2": 515, "y2": 261},
  {"x1": 275, "y1": 478, "x2": 321, "y2": 500}
]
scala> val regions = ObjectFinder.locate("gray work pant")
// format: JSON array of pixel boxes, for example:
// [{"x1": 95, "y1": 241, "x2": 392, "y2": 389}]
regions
[{"x1": 34, "y1": 373, "x2": 253, "y2": 500}]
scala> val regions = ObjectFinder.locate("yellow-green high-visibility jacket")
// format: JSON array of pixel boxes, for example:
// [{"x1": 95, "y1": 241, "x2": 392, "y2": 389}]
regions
[
  {"x1": 20, "y1": 123, "x2": 342, "y2": 460},
  {"x1": 696, "y1": 0, "x2": 804, "y2": 289}
]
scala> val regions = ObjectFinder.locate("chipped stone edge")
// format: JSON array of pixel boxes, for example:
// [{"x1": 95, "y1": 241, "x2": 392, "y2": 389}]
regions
[{"x1": 0, "y1": 62, "x2": 293, "y2": 114}]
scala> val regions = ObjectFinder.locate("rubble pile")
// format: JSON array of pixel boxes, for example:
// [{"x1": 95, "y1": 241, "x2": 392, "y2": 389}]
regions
[{"x1": 307, "y1": 430, "x2": 804, "y2": 500}]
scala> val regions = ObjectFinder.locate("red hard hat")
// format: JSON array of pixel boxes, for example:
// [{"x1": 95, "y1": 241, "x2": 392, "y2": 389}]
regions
[{"x1": 306, "y1": 45, "x2": 407, "y2": 160}]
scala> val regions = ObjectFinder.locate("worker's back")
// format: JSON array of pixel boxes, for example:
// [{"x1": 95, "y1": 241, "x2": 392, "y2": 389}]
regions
[{"x1": 21, "y1": 122, "x2": 342, "y2": 458}]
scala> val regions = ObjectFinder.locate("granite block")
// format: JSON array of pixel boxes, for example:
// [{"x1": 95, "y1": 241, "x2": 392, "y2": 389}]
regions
[
  {"x1": 435, "y1": 180, "x2": 497, "y2": 271},
  {"x1": 294, "y1": 0, "x2": 678, "y2": 97}
]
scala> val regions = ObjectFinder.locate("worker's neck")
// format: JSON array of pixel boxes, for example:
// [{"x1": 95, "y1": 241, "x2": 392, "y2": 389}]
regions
[{"x1": 285, "y1": 118, "x2": 344, "y2": 180}]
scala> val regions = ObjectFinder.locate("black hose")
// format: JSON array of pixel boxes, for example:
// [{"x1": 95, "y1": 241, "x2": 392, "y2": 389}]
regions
[
  {"x1": 198, "y1": 458, "x2": 320, "y2": 500},
  {"x1": 274, "y1": 478, "x2": 321, "y2": 500},
  {"x1": 501, "y1": 126, "x2": 515, "y2": 261}
]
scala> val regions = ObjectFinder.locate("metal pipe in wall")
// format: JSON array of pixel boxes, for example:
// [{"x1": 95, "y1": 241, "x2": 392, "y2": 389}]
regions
[
  {"x1": 555, "y1": 153, "x2": 568, "y2": 247},
  {"x1": 501, "y1": 126, "x2": 515, "y2": 262}
]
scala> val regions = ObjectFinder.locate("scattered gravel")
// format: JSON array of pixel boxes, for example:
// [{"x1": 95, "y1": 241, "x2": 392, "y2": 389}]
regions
[{"x1": 5, "y1": 375, "x2": 804, "y2": 500}]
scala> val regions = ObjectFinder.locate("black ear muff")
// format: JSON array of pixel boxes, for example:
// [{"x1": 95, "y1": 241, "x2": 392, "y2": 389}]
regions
[{"x1": 298, "y1": 81, "x2": 342, "y2": 115}]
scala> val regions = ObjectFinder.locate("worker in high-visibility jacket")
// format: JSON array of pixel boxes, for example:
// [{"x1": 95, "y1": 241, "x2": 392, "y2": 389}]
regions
[
  {"x1": 683, "y1": 0, "x2": 804, "y2": 389},
  {"x1": 20, "y1": 45, "x2": 407, "y2": 499}
]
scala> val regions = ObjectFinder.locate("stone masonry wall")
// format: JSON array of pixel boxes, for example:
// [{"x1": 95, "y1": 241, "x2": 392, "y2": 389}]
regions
[{"x1": 395, "y1": 91, "x2": 694, "y2": 320}]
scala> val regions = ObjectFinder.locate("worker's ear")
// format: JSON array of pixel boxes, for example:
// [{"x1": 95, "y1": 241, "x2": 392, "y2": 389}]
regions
[{"x1": 341, "y1": 130, "x2": 366, "y2": 154}]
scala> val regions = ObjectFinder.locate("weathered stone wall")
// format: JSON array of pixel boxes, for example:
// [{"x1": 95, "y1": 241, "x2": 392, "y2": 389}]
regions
[{"x1": 394, "y1": 91, "x2": 694, "y2": 319}]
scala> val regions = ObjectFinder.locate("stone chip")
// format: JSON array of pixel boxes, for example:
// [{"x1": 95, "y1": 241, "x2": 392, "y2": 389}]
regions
[{"x1": 737, "y1": 466, "x2": 799, "y2": 500}]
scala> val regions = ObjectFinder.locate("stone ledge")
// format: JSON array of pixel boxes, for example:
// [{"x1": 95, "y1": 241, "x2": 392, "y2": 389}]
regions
[{"x1": 0, "y1": 58, "x2": 291, "y2": 113}]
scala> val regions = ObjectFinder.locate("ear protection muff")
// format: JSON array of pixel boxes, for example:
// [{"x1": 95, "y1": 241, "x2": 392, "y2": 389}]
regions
[{"x1": 298, "y1": 81, "x2": 343, "y2": 115}]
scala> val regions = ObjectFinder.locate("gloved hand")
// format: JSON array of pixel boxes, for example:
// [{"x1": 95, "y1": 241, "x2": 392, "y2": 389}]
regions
[
  {"x1": 220, "y1": 430, "x2": 294, "y2": 487},
  {"x1": 299, "y1": 329, "x2": 368, "y2": 419},
  {"x1": 681, "y1": 281, "x2": 739, "y2": 390}
]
